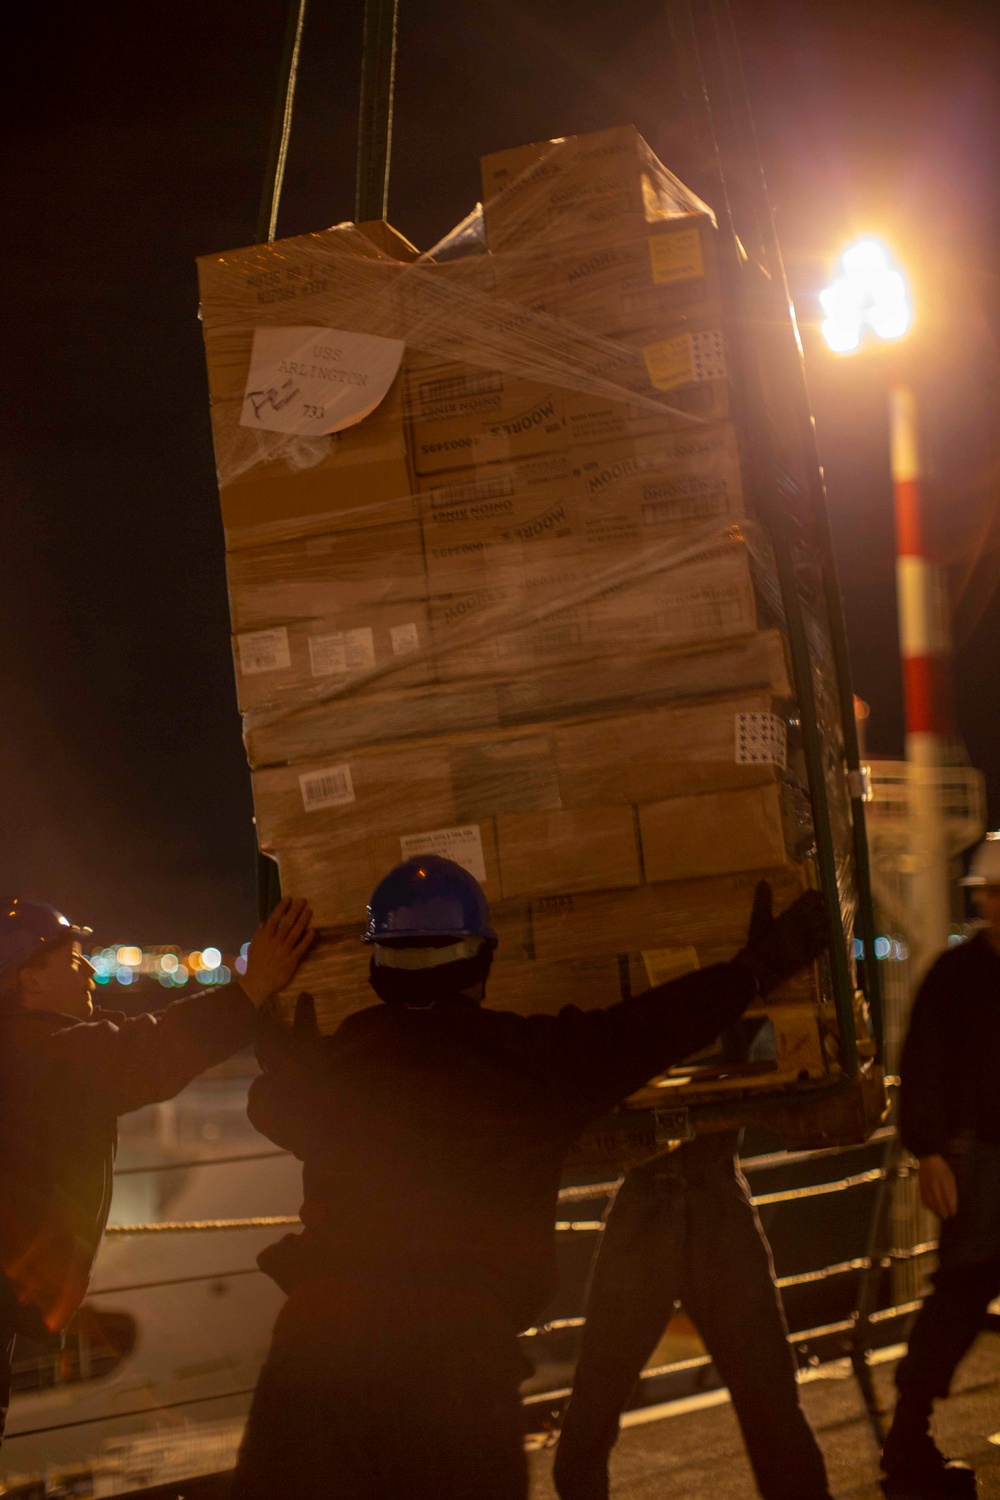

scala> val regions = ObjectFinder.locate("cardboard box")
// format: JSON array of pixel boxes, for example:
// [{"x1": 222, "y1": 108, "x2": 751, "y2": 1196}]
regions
[
  {"x1": 417, "y1": 451, "x2": 579, "y2": 582},
  {"x1": 555, "y1": 215, "x2": 723, "y2": 337},
  {"x1": 552, "y1": 693, "x2": 788, "y2": 805},
  {"x1": 486, "y1": 950, "x2": 624, "y2": 1016},
  {"x1": 563, "y1": 323, "x2": 732, "y2": 444},
  {"x1": 198, "y1": 223, "x2": 417, "y2": 548},
  {"x1": 253, "y1": 742, "x2": 454, "y2": 848},
  {"x1": 273, "y1": 818, "x2": 500, "y2": 929},
  {"x1": 427, "y1": 539, "x2": 761, "y2": 682},
  {"x1": 272, "y1": 928, "x2": 375, "y2": 1032},
  {"x1": 638, "y1": 783, "x2": 791, "y2": 884},
  {"x1": 243, "y1": 680, "x2": 506, "y2": 770},
  {"x1": 405, "y1": 355, "x2": 567, "y2": 475},
  {"x1": 216, "y1": 391, "x2": 417, "y2": 549},
  {"x1": 233, "y1": 601, "x2": 431, "y2": 712},
  {"x1": 224, "y1": 520, "x2": 427, "y2": 632},
  {"x1": 497, "y1": 807, "x2": 642, "y2": 900},
  {"x1": 530, "y1": 863, "x2": 811, "y2": 964},
  {"x1": 450, "y1": 731, "x2": 562, "y2": 821},
  {"x1": 481, "y1": 125, "x2": 713, "y2": 251},
  {"x1": 494, "y1": 628, "x2": 791, "y2": 721},
  {"x1": 570, "y1": 424, "x2": 744, "y2": 548},
  {"x1": 625, "y1": 946, "x2": 820, "y2": 1008}
]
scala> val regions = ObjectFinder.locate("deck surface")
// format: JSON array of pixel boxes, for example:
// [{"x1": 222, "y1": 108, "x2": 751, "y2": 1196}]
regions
[{"x1": 528, "y1": 1334, "x2": 1000, "y2": 1499}]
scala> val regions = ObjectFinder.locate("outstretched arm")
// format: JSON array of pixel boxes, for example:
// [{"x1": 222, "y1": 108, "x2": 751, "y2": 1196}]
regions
[
  {"x1": 538, "y1": 884, "x2": 828, "y2": 1126},
  {"x1": 48, "y1": 899, "x2": 315, "y2": 1114}
]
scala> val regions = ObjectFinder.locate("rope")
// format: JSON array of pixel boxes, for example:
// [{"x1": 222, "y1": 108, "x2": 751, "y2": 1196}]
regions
[
  {"x1": 114, "y1": 1149, "x2": 289, "y2": 1177},
  {"x1": 256, "y1": 0, "x2": 308, "y2": 242},
  {"x1": 89, "y1": 1268, "x2": 261, "y2": 1297},
  {"x1": 3, "y1": 1387, "x2": 258, "y2": 1441},
  {"x1": 105, "y1": 1217, "x2": 298, "y2": 1235},
  {"x1": 102, "y1": 1165, "x2": 886, "y2": 1237}
]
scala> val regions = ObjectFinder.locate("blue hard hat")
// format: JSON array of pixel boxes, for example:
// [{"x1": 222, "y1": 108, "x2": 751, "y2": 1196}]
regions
[
  {"x1": 362, "y1": 855, "x2": 497, "y2": 946},
  {"x1": 0, "y1": 899, "x2": 92, "y2": 980}
]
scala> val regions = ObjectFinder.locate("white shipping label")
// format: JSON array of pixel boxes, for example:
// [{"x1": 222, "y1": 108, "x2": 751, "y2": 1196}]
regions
[
  {"x1": 399, "y1": 825, "x2": 487, "y2": 883},
  {"x1": 390, "y1": 622, "x2": 420, "y2": 655},
  {"x1": 308, "y1": 627, "x2": 376, "y2": 678},
  {"x1": 238, "y1": 627, "x2": 291, "y2": 676},
  {"x1": 298, "y1": 763, "x2": 356, "y2": 812},
  {"x1": 240, "y1": 325, "x2": 405, "y2": 438},
  {"x1": 735, "y1": 712, "x2": 787, "y2": 768},
  {"x1": 642, "y1": 947, "x2": 701, "y2": 988}
]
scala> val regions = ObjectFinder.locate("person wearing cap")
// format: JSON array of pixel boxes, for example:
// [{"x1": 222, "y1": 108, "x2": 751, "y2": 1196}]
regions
[
  {"x1": 231, "y1": 855, "x2": 828, "y2": 1500},
  {"x1": 880, "y1": 835, "x2": 1000, "y2": 1500},
  {"x1": 0, "y1": 894, "x2": 315, "y2": 1442}
]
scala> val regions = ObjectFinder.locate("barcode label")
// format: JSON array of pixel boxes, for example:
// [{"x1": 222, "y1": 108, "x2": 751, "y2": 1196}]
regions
[
  {"x1": 238, "y1": 627, "x2": 291, "y2": 676},
  {"x1": 419, "y1": 370, "x2": 502, "y2": 404},
  {"x1": 390, "y1": 622, "x2": 420, "y2": 655},
  {"x1": 430, "y1": 474, "x2": 516, "y2": 507},
  {"x1": 299, "y1": 764, "x2": 356, "y2": 811},
  {"x1": 308, "y1": 627, "x2": 376, "y2": 678},
  {"x1": 399, "y1": 824, "x2": 487, "y2": 882},
  {"x1": 735, "y1": 712, "x2": 787, "y2": 767}
]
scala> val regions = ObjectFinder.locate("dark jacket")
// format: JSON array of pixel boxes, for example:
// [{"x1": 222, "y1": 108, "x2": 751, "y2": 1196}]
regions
[
  {"x1": 0, "y1": 986, "x2": 255, "y2": 1338},
  {"x1": 899, "y1": 929, "x2": 1000, "y2": 1159},
  {"x1": 248, "y1": 960, "x2": 755, "y2": 1331}
]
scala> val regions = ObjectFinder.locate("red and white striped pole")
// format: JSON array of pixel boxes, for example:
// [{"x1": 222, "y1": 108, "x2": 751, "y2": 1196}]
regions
[{"x1": 890, "y1": 382, "x2": 952, "y2": 963}]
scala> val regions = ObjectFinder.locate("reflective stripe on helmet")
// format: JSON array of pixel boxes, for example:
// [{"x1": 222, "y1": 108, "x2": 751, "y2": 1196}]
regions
[{"x1": 372, "y1": 937, "x2": 485, "y2": 970}]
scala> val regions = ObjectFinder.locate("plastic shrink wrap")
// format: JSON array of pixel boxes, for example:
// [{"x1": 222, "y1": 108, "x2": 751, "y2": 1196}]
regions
[{"x1": 196, "y1": 124, "x2": 873, "y2": 1110}]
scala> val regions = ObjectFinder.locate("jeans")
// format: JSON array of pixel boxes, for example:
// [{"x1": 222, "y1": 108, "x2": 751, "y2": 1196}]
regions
[{"x1": 554, "y1": 1134, "x2": 830, "y2": 1500}]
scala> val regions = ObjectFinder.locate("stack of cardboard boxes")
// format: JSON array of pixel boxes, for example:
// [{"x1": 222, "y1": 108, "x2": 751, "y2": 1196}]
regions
[{"x1": 198, "y1": 126, "x2": 861, "y2": 1108}]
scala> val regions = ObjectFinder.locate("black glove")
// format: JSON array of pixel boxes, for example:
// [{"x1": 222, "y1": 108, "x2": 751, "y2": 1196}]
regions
[{"x1": 737, "y1": 881, "x2": 828, "y2": 997}]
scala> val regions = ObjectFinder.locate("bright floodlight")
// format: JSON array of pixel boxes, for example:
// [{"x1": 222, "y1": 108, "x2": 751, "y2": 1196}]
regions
[{"x1": 820, "y1": 238, "x2": 911, "y2": 353}]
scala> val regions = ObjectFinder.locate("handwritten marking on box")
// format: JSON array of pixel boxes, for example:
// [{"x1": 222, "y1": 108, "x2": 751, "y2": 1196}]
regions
[{"x1": 241, "y1": 326, "x2": 405, "y2": 437}]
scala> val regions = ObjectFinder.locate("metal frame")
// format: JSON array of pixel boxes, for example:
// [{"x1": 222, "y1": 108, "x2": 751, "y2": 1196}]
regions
[{"x1": 662, "y1": 0, "x2": 885, "y2": 1108}]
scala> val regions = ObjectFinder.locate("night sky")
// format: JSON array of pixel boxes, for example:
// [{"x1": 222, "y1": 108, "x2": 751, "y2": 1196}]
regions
[{"x1": 4, "y1": 0, "x2": 999, "y2": 948}]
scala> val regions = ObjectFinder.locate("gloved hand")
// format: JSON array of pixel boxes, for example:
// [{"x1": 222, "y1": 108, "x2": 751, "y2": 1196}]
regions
[{"x1": 737, "y1": 881, "x2": 828, "y2": 997}]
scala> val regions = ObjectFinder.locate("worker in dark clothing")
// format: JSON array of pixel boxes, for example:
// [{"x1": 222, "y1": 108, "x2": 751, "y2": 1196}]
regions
[
  {"x1": 880, "y1": 836, "x2": 1000, "y2": 1500},
  {"x1": 552, "y1": 1131, "x2": 832, "y2": 1500},
  {"x1": 232, "y1": 855, "x2": 828, "y2": 1500},
  {"x1": 0, "y1": 893, "x2": 314, "y2": 1443}
]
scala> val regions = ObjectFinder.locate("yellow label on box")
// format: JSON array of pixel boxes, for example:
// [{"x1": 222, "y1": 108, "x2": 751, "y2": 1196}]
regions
[
  {"x1": 642, "y1": 334, "x2": 694, "y2": 391},
  {"x1": 648, "y1": 228, "x2": 705, "y2": 285},
  {"x1": 642, "y1": 946, "x2": 701, "y2": 987}
]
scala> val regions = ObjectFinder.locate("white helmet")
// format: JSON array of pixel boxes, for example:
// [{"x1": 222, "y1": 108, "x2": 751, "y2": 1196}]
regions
[{"x1": 960, "y1": 834, "x2": 1000, "y2": 887}]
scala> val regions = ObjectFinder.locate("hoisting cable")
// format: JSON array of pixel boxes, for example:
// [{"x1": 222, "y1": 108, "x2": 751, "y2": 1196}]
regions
[
  {"x1": 256, "y1": 0, "x2": 309, "y2": 243},
  {"x1": 355, "y1": 0, "x2": 399, "y2": 220}
]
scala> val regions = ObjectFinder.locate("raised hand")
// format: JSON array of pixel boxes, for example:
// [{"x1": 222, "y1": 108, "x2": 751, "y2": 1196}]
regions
[{"x1": 238, "y1": 897, "x2": 316, "y2": 1009}]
